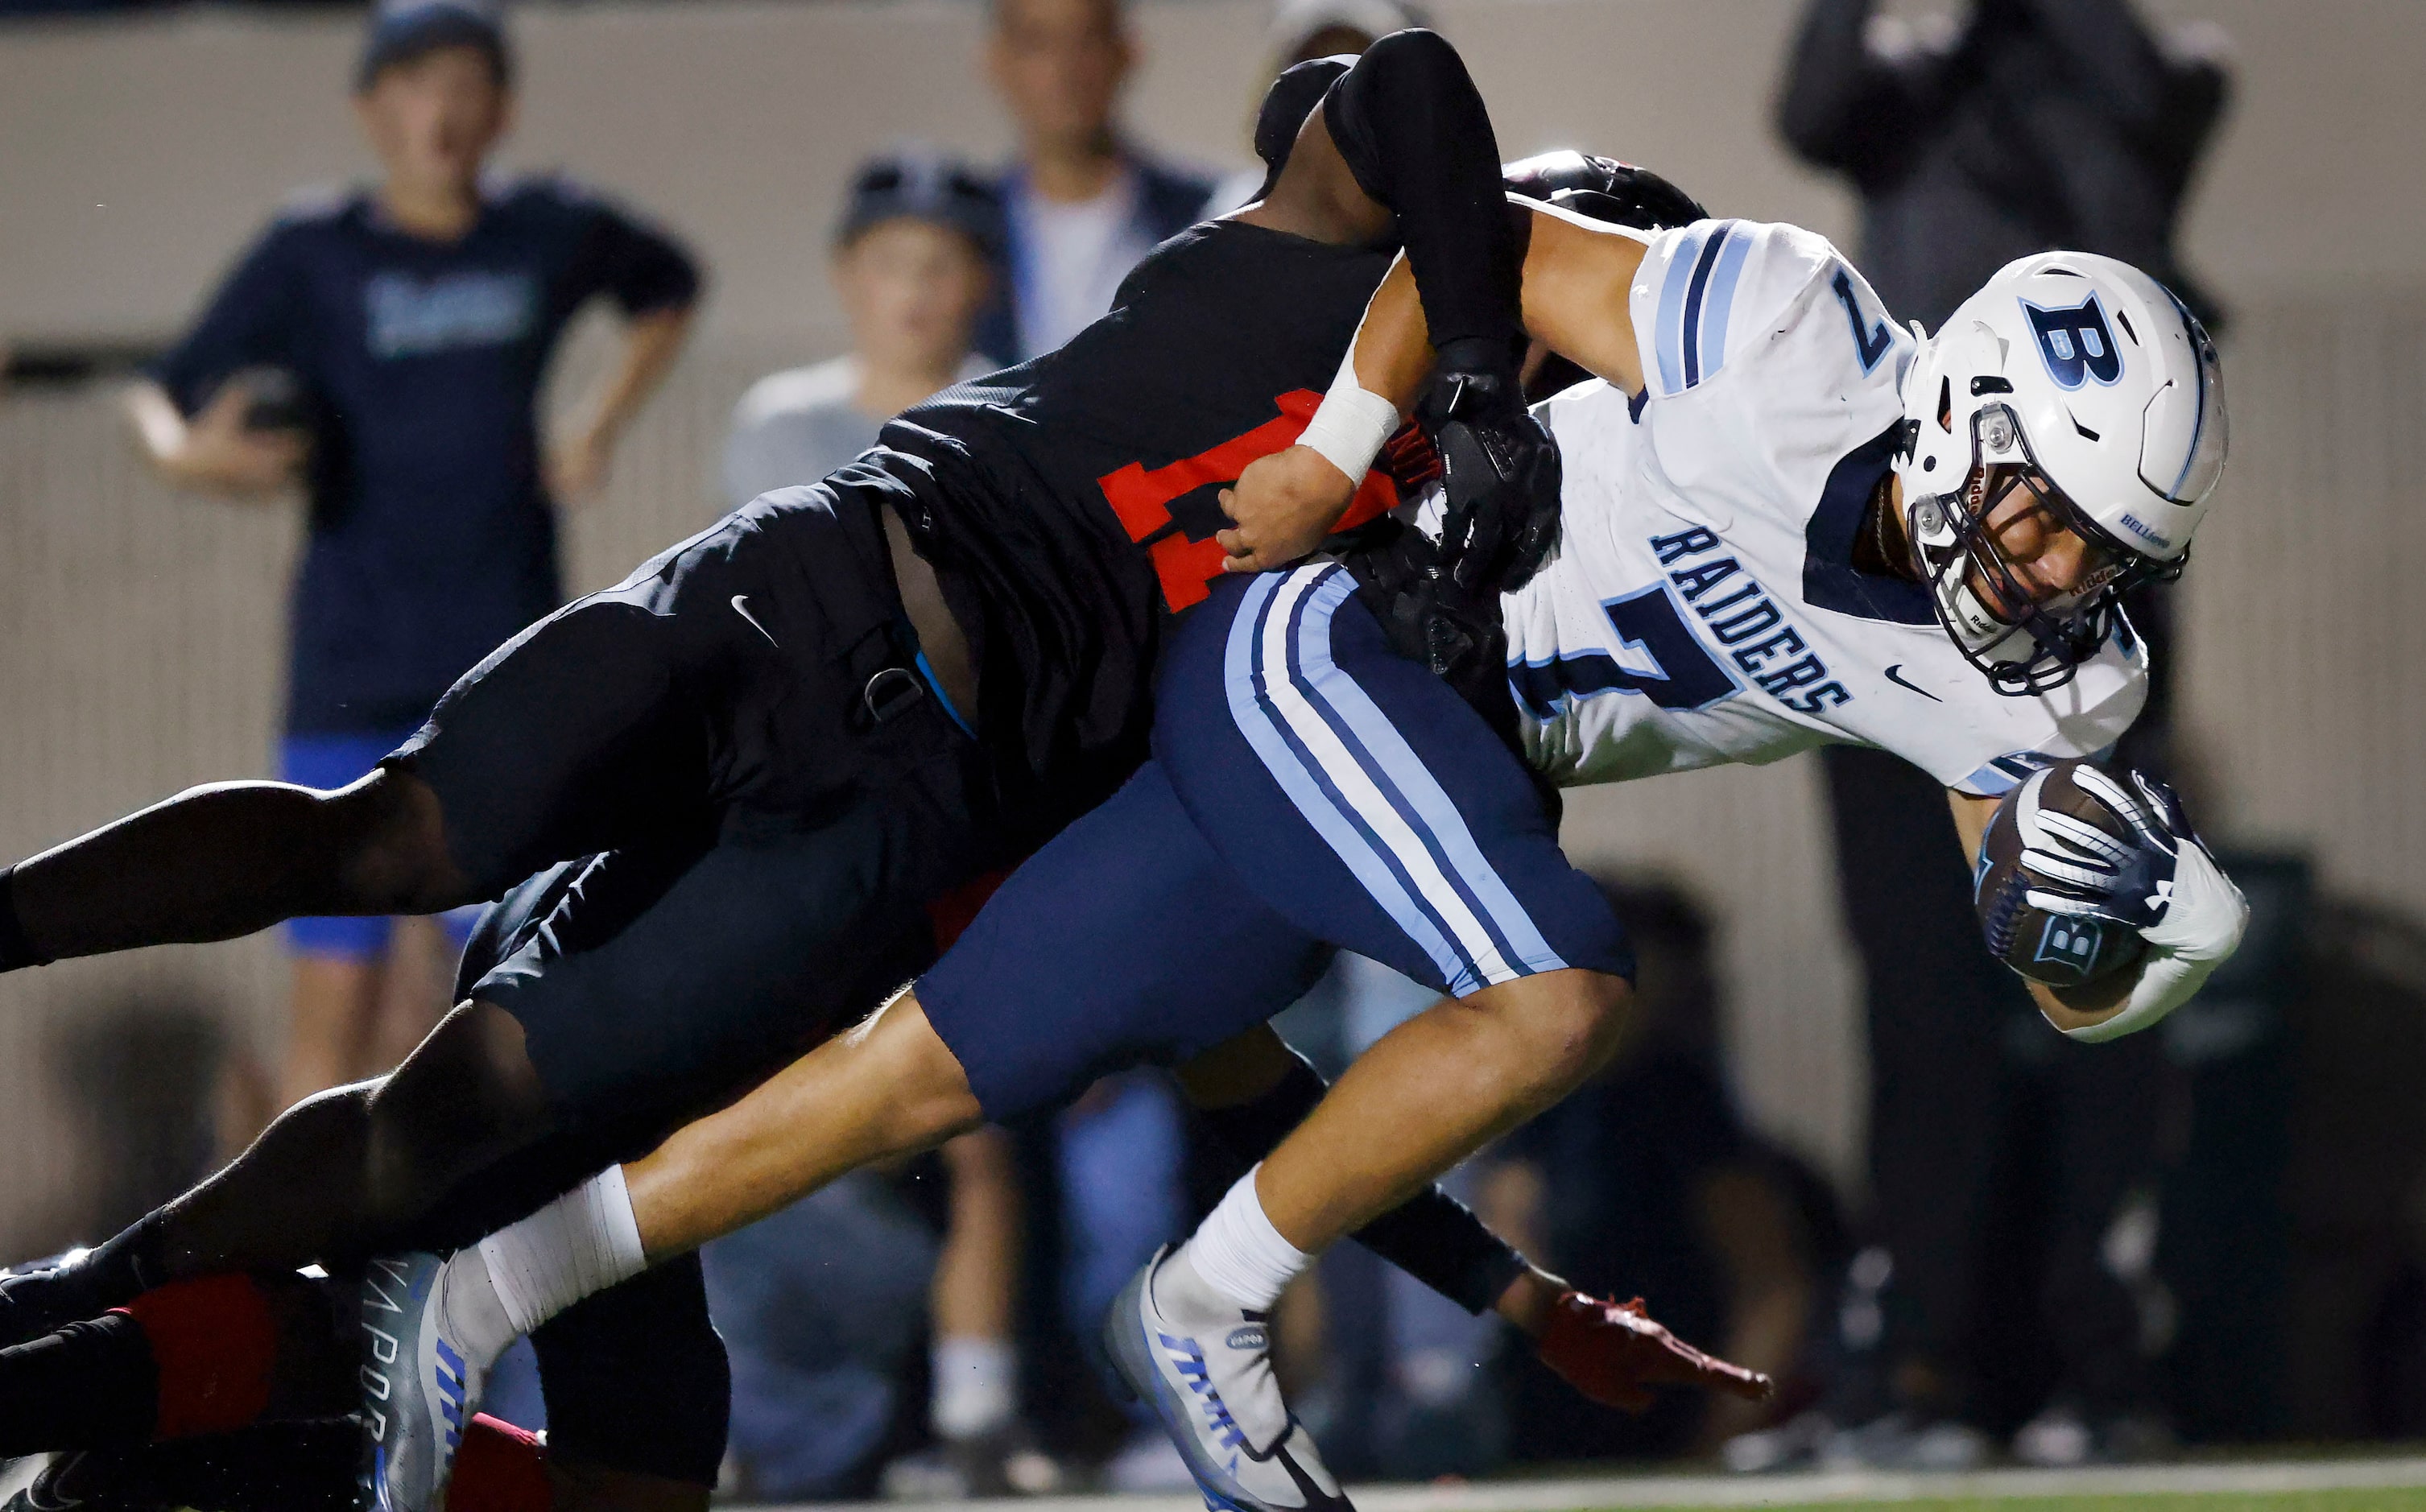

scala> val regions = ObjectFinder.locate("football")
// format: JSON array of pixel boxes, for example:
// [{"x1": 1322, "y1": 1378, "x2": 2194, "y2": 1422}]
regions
[{"x1": 1973, "y1": 761, "x2": 2150, "y2": 989}]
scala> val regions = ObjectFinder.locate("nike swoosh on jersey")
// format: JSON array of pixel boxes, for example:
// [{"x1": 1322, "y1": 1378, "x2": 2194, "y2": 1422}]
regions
[
  {"x1": 1883, "y1": 664, "x2": 1942, "y2": 701},
  {"x1": 732, "y1": 595, "x2": 779, "y2": 647}
]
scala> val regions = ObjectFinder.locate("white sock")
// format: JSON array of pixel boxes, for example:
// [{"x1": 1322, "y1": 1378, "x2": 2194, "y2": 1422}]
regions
[
  {"x1": 929, "y1": 1335, "x2": 1019, "y2": 1440},
  {"x1": 1177, "y1": 1166, "x2": 1308, "y2": 1312},
  {"x1": 474, "y1": 1167, "x2": 647, "y2": 1337}
]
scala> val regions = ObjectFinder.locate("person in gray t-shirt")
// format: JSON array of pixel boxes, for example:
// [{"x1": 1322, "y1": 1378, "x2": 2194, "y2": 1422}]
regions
[
  {"x1": 712, "y1": 150, "x2": 1056, "y2": 1501},
  {"x1": 721, "y1": 151, "x2": 1005, "y2": 512}
]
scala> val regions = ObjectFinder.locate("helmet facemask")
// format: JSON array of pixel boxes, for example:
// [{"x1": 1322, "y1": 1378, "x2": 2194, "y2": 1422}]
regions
[{"x1": 1904, "y1": 403, "x2": 2180, "y2": 696}]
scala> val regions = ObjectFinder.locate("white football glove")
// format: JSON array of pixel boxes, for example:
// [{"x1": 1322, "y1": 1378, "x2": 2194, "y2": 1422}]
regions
[{"x1": 2008, "y1": 766, "x2": 2248, "y2": 1043}]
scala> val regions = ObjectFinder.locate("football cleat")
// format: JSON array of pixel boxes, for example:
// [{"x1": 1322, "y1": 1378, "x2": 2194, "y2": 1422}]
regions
[
  {"x1": 0, "y1": 1452, "x2": 159, "y2": 1512},
  {"x1": 0, "y1": 1259, "x2": 106, "y2": 1351},
  {"x1": 1103, "y1": 1248, "x2": 1349, "y2": 1512},
  {"x1": 357, "y1": 1253, "x2": 487, "y2": 1512}
]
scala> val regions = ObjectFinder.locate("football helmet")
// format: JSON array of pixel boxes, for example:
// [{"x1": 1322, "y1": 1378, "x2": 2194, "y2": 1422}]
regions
[{"x1": 1893, "y1": 251, "x2": 2228, "y2": 694}]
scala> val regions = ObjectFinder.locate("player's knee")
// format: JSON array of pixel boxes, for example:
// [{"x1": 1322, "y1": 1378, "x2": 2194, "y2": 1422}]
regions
[
  {"x1": 360, "y1": 1004, "x2": 548, "y2": 1233},
  {"x1": 1489, "y1": 968, "x2": 1634, "y2": 1103},
  {"x1": 861, "y1": 992, "x2": 986, "y2": 1155},
  {"x1": 325, "y1": 768, "x2": 472, "y2": 914}
]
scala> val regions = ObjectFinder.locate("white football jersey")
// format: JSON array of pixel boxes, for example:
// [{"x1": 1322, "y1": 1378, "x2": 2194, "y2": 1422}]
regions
[{"x1": 1500, "y1": 219, "x2": 2147, "y2": 798}]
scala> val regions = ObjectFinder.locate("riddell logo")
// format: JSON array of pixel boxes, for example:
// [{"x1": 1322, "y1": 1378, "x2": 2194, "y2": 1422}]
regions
[{"x1": 2119, "y1": 512, "x2": 2172, "y2": 548}]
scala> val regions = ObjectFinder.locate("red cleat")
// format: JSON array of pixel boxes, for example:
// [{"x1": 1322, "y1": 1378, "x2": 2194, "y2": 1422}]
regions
[{"x1": 1534, "y1": 1291, "x2": 1775, "y2": 1413}]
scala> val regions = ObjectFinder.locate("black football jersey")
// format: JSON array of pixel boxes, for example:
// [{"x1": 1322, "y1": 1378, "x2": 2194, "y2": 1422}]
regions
[{"x1": 879, "y1": 219, "x2": 1403, "y2": 838}]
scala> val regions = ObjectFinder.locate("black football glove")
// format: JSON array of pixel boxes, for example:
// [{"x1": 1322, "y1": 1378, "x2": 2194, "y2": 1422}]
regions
[{"x1": 1420, "y1": 337, "x2": 1564, "y2": 597}]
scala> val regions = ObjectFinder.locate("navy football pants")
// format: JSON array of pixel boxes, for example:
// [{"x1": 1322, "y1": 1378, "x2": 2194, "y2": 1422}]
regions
[{"x1": 922, "y1": 562, "x2": 1630, "y2": 1120}]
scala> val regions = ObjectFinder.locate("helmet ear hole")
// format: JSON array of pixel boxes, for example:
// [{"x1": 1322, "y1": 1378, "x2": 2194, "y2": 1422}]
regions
[{"x1": 1937, "y1": 376, "x2": 1953, "y2": 432}]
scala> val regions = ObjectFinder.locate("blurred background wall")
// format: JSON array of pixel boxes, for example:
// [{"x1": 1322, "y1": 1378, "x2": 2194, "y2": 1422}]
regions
[{"x1": 0, "y1": 0, "x2": 2421, "y2": 1249}]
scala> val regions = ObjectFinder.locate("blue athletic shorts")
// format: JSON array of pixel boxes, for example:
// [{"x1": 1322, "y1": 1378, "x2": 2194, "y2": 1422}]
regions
[
  {"x1": 919, "y1": 562, "x2": 1630, "y2": 1121},
  {"x1": 279, "y1": 729, "x2": 478, "y2": 960}
]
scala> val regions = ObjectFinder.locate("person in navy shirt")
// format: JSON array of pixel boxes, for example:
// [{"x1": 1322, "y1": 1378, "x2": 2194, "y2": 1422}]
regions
[
  {"x1": 974, "y1": 0, "x2": 1214, "y2": 364},
  {"x1": 122, "y1": 0, "x2": 699, "y2": 1112}
]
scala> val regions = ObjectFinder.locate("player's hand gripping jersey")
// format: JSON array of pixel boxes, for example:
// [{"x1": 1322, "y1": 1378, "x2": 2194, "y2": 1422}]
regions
[{"x1": 1502, "y1": 220, "x2": 2147, "y2": 796}]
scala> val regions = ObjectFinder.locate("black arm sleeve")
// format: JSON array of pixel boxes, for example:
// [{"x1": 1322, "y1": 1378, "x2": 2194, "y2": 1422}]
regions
[
  {"x1": 1195, "y1": 1046, "x2": 1527, "y2": 1316},
  {"x1": 1321, "y1": 29, "x2": 1521, "y2": 361}
]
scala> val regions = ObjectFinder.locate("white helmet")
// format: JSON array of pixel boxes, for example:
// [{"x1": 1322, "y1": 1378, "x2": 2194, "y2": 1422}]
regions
[{"x1": 1892, "y1": 251, "x2": 2228, "y2": 694}]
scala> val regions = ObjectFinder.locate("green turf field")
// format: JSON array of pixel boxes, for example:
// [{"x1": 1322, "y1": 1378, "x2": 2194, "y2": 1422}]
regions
[{"x1": 1606, "y1": 1493, "x2": 2426, "y2": 1512}]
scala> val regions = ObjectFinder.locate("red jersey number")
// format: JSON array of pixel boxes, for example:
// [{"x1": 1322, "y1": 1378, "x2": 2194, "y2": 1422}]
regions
[{"x1": 1096, "y1": 389, "x2": 1400, "y2": 611}]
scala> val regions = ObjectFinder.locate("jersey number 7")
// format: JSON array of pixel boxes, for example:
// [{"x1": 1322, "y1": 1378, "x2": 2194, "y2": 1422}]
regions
[{"x1": 1511, "y1": 585, "x2": 1738, "y2": 718}]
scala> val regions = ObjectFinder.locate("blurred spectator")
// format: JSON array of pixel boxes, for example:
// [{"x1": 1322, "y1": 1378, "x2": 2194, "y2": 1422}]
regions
[
  {"x1": 975, "y1": 0, "x2": 1214, "y2": 362},
  {"x1": 1775, "y1": 0, "x2": 2227, "y2": 1468},
  {"x1": 1208, "y1": 0, "x2": 1429, "y2": 214},
  {"x1": 1267, "y1": 0, "x2": 1429, "y2": 71},
  {"x1": 713, "y1": 151, "x2": 1052, "y2": 1502},
  {"x1": 721, "y1": 151, "x2": 1002, "y2": 513},
  {"x1": 120, "y1": 0, "x2": 698, "y2": 1115},
  {"x1": 706, "y1": 1172, "x2": 941, "y2": 1500},
  {"x1": 2274, "y1": 894, "x2": 2426, "y2": 1441},
  {"x1": 1482, "y1": 880, "x2": 1836, "y2": 1463},
  {"x1": 973, "y1": 6, "x2": 1213, "y2": 1485}
]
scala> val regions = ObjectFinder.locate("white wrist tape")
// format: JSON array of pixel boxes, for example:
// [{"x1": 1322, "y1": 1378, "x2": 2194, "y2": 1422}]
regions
[
  {"x1": 1296, "y1": 347, "x2": 1400, "y2": 485},
  {"x1": 2063, "y1": 842, "x2": 2247, "y2": 1043}
]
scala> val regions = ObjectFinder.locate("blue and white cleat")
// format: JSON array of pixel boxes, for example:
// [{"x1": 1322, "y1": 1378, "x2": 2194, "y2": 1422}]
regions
[
  {"x1": 357, "y1": 1252, "x2": 488, "y2": 1512},
  {"x1": 1105, "y1": 1247, "x2": 1350, "y2": 1512}
]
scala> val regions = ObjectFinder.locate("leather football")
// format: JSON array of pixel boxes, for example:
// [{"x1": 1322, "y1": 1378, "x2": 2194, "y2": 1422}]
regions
[{"x1": 1973, "y1": 762, "x2": 2150, "y2": 988}]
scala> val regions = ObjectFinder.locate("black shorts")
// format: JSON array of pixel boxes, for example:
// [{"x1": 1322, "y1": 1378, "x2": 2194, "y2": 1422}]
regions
[
  {"x1": 394, "y1": 463, "x2": 976, "y2": 893},
  {"x1": 391, "y1": 465, "x2": 997, "y2": 1120},
  {"x1": 920, "y1": 565, "x2": 1628, "y2": 1122}
]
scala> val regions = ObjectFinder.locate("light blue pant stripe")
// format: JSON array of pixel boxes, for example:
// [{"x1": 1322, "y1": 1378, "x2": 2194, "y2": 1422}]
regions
[
  {"x1": 1223, "y1": 571, "x2": 1477, "y2": 993},
  {"x1": 1287, "y1": 572, "x2": 1565, "y2": 977},
  {"x1": 1283, "y1": 576, "x2": 1529, "y2": 977}
]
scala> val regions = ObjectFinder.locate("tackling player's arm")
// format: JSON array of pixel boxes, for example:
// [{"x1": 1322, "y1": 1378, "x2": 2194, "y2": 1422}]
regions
[
  {"x1": 1219, "y1": 200, "x2": 1651, "y2": 568},
  {"x1": 1947, "y1": 789, "x2": 2135, "y2": 1031}
]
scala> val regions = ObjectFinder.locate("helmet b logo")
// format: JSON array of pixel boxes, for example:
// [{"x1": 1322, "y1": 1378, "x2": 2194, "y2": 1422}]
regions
[{"x1": 2022, "y1": 295, "x2": 2123, "y2": 390}]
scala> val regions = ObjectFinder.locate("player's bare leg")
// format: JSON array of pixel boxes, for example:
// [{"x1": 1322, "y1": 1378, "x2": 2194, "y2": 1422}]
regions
[
  {"x1": 0, "y1": 767, "x2": 474, "y2": 965},
  {"x1": 0, "y1": 998, "x2": 553, "y2": 1346},
  {"x1": 362, "y1": 990, "x2": 979, "y2": 1512},
  {"x1": 1101, "y1": 969, "x2": 1630, "y2": 1512},
  {"x1": 626, "y1": 990, "x2": 982, "y2": 1254},
  {"x1": 1251, "y1": 967, "x2": 1632, "y2": 1250},
  {"x1": 283, "y1": 956, "x2": 388, "y2": 1109}
]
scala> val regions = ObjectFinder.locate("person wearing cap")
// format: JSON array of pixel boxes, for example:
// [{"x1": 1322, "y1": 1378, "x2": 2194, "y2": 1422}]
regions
[
  {"x1": 721, "y1": 153, "x2": 1002, "y2": 513},
  {"x1": 975, "y1": 0, "x2": 1215, "y2": 364},
  {"x1": 122, "y1": 0, "x2": 700, "y2": 1117},
  {"x1": 713, "y1": 149, "x2": 1060, "y2": 1502},
  {"x1": 1206, "y1": 0, "x2": 1429, "y2": 217}
]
